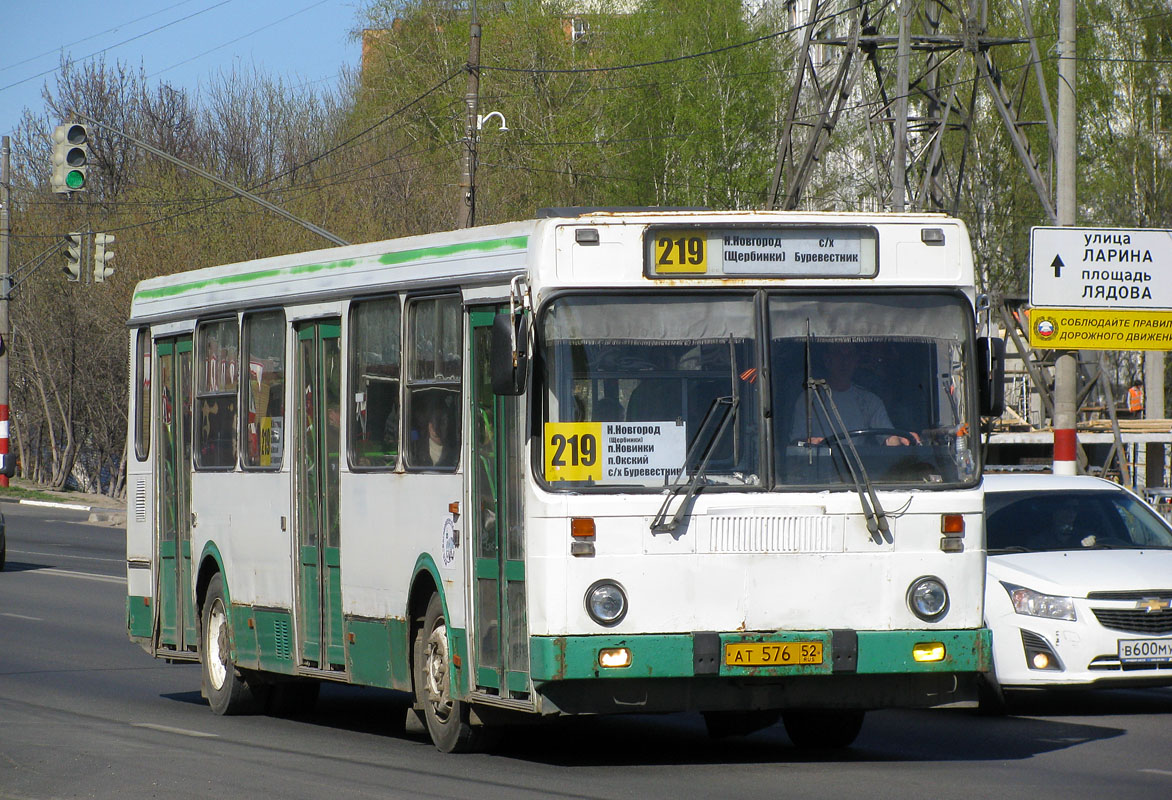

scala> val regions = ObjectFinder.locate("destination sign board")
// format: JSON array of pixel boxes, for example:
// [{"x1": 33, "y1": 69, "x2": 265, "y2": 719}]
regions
[
  {"x1": 648, "y1": 227, "x2": 878, "y2": 279},
  {"x1": 1029, "y1": 226, "x2": 1172, "y2": 310}
]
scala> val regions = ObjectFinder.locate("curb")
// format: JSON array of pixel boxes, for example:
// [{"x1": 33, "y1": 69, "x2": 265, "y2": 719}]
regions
[
  {"x1": 0, "y1": 495, "x2": 127, "y2": 525},
  {"x1": 18, "y1": 498, "x2": 96, "y2": 512}
]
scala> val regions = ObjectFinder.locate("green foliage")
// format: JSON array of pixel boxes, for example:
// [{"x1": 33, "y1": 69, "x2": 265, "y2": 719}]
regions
[
  {"x1": 355, "y1": 0, "x2": 786, "y2": 224},
  {"x1": 4, "y1": 1, "x2": 1171, "y2": 492}
]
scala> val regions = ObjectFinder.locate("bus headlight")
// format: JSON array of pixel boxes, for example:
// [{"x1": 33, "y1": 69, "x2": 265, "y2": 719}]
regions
[
  {"x1": 907, "y1": 576, "x2": 949, "y2": 622},
  {"x1": 585, "y1": 580, "x2": 628, "y2": 626}
]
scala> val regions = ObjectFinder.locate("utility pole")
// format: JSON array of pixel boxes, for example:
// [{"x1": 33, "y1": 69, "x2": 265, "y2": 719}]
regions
[
  {"x1": 1052, "y1": 0, "x2": 1078, "y2": 475},
  {"x1": 456, "y1": 0, "x2": 481, "y2": 229},
  {"x1": 0, "y1": 137, "x2": 11, "y2": 486}
]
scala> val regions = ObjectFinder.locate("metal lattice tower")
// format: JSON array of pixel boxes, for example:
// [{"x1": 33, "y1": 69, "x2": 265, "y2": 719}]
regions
[{"x1": 768, "y1": 0, "x2": 1059, "y2": 221}]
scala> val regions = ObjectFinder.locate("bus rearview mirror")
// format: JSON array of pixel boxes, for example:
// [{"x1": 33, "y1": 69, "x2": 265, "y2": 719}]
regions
[
  {"x1": 491, "y1": 312, "x2": 528, "y2": 396},
  {"x1": 977, "y1": 336, "x2": 1005, "y2": 418}
]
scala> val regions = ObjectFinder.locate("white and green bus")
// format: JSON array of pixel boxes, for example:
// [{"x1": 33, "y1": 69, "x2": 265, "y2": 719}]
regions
[{"x1": 126, "y1": 210, "x2": 1003, "y2": 751}]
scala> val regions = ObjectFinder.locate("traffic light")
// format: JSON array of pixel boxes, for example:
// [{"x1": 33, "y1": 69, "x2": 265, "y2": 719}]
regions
[
  {"x1": 93, "y1": 233, "x2": 115, "y2": 282},
  {"x1": 63, "y1": 232, "x2": 83, "y2": 281},
  {"x1": 50, "y1": 123, "x2": 89, "y2": 193}
]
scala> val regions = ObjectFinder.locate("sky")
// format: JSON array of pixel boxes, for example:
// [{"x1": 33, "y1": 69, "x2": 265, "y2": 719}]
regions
[{"x1": 0, "y1": 0, "x2": 364, "y2": 139}]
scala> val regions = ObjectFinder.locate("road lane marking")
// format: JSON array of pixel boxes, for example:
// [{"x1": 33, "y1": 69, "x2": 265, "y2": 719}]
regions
[
  {"x1": 130, "y1": 723, "x2": 218, "y2": 739},
  {"x1": 33, "y1": 567, "x2": 124, "y2": 585},
  {"x1": 0, "y1": 612, "x2": 43, "y2": 621},
  {"x1": 12, "y1": 548, "x2": 122, "y2": 564},
  {"x1": 1141, "y1": 769, "x2": 1172, "y2": 777}
]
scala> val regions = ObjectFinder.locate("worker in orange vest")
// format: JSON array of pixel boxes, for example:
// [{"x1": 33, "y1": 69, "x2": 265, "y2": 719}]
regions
[{"x1": 1128, "y1": 382, "x2": 1144, "y2": 418}]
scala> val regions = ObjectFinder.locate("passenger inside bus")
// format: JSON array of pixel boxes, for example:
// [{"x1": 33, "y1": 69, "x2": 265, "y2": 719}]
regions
[
  {"x1": 409, "y1": 390, "x2": 459, "y2": 468},
  {"x1": 789, "y1": 342, "x2": 919, "y2": 447},
  {"x1": 592, "y1": 379, "x2": 624, "y2": 421}
]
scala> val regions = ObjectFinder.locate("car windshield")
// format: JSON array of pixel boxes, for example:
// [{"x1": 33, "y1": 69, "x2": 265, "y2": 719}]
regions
[
  {"x1": 538, "y1": 291, "x2": 978, "y2": 491},
  {"x1": 986, "y1": 489, "x2": 1172, "y2": 553}
]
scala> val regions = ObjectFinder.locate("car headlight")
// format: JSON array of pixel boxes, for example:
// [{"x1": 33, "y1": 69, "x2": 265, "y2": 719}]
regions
[
  {"x1": 907, "y1": 576, "x2": 949, "y2": 621},
  {"x1": 585, "y1": 579, "x2": 628, "y2": 626},
  {"x1": 1001, "y1": 582, "x2": 1076, "y2": 621}
]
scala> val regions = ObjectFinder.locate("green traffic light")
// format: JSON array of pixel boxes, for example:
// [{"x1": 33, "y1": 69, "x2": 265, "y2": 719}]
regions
[{"x1": 65, "y1": 170, "x2": 85, "y2": 190}]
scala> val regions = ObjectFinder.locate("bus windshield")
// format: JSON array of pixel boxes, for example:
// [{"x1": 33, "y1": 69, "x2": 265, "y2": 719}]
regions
[
  {"x1": 538, "y1": 292, "x2": 977, "y2": 491},
  {"x1": 772, "y1": 293, "x2": 976, "y2": 488}
]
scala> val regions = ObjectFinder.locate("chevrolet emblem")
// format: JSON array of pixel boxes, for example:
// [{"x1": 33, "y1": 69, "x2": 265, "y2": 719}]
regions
[{"x1": 1136, "y1": 597, "x2": 1171, "y2": 613}]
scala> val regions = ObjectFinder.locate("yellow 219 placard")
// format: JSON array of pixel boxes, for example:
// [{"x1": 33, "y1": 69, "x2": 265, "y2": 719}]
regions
[{"x1": 543, "y1": 422, "x2": 602, "y2": 482}]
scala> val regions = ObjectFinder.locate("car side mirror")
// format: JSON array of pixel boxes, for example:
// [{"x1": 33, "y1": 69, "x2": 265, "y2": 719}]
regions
[
  {"x1": 978, "y1": 336, "x2": 1005, "y2": 418},
  {"x1": 491, "y1": 312, "x2": 528, "y2": 396}
]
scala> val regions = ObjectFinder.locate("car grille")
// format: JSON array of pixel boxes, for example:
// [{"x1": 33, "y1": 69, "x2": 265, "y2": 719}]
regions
[
  {"x1": 1087, "y1": 590, "x2": 1172, "y2": 601},
  {"x1": 1091, "y1": 608, "x2": 1172, "y2": 635},
  {"x1": 1088, "y1": 655, "x2": 1172, "y2": 672}
]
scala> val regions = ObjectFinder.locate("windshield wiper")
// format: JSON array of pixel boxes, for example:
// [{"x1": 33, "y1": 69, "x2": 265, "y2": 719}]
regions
[
  {"x1": 650, "y1": 395, "x2": 738, "y2": 534},
  {"x1": 807, "y1": 377, "x2": 892, "y2": 544},
  {"x1": 799, "y1": 326, "x2": 890, "y2": 544}
]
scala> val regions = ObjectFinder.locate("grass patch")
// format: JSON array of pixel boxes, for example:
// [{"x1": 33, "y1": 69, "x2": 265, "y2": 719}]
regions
[{"x1": 0, "y1": 485, "x2": 83, "y2": 504}]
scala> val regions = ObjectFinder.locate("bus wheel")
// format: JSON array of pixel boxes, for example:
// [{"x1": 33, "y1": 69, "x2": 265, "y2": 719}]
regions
[
  {"x1": 414, "y1": 593, "x2": 482, "y2": 753},
  {"x1": 782, "y1": 709, "x2": 865, "y2": 749},
  {"x1": 201, "y1": 573, "x2": 257, "y2": 716},
  {"x1": 976, "y1": 672, "x2": 1009, "y2": 716}
]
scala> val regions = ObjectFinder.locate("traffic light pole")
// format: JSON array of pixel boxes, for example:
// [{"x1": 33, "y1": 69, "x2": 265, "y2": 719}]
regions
[
  {"x1": 1, "y1": 136, "x2": 12, "y2": 486},
  {"x1": 73, "y1": 112, "x2": 350, "y2": 247}
]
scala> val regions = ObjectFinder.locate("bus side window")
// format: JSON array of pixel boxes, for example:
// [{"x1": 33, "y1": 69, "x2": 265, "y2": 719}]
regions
[
  {"x1": 242, "y1": 310, "x2": 285, "y2": 469},
  {"x1": 349, "y1": 296, "x2": 401, "y2": 470},
  {"x1": 134, "y1": 328, "x2": 151, "y2": 461},
  {"x1": 406, "y1": 295, "x2": 461, "y2": 471},
  {"x1": 195, "y1": 318, "x2": 239, "y2": 470}
]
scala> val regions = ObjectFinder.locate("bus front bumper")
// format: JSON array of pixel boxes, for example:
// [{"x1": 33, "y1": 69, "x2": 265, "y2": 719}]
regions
[{"x1": 527, "y1": 628, "x2": 991, "y2": 714}]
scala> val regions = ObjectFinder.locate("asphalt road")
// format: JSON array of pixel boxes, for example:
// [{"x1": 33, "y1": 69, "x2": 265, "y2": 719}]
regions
[{"x1": 2, "y1": 500, "x2": 1172, "y2": 800}]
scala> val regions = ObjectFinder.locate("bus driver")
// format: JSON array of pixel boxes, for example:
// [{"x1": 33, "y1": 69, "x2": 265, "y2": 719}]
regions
[{"x1": 790, "y1": 343, "x2": 919, "y2": 447}]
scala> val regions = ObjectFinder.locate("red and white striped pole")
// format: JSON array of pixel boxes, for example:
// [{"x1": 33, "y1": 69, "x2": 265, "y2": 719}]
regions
[
  {"x1": 0, "y1": 405, "x2": 9, "y2": 489},
  {"x1": 1052, "y1": 0, "x2": 1078, "y2": 476}
]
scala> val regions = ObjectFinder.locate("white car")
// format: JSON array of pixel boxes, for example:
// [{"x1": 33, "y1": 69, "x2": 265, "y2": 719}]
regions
[{"x1": 983, "y1": 474, "x2": 1172, "y2": 706}]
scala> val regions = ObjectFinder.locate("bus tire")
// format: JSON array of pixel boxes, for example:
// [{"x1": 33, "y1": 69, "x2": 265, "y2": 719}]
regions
[
  {"x1": 201, "y1": 573, "x2": 257, "y2": 716},
  {"x1": 976, "y1": 672, "x2": 1009, "y2": 716},
  {"x1": 414, "y1": 593, "x2": 482, "y2": 753},
  {"x1": 781, "y1": 709, "x2": 865, "y2": 749}
]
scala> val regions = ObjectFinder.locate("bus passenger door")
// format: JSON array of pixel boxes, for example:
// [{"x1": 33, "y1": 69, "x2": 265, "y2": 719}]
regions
[
  {"x1": 155, "y1": 336, "x2": 196, "y2": 654},
  {"x1": 469, "y1": 310, "x2": 530, "y2": 699},
  {"x1": 294, "y1": 320, "x2": 345, "y2": 671}
]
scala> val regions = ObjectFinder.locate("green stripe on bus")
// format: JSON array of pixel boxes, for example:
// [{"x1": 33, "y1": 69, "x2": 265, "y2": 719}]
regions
[{"x1": 133, "y1": 236, "x2": 529, "y2": 302}]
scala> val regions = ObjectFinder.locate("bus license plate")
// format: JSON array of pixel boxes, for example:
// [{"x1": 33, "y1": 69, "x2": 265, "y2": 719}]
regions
[
  {"x1": 1118, "y1": 638, "x2": 1172, "y2": 663},
  {"x1": 724, "y1": 641, "x2": 823, "y2": 667}
]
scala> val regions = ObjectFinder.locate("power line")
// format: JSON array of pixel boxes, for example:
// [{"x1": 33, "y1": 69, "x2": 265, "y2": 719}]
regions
[
  {"x1": 0, "y1": 0, "x2": 204, "y2": 73},
  {"x1": 147, "y1": 0, "x2": 332, "y2": 79},
  {"x1": 0, "y1": 0, "x2": 233, "y2": 94}
]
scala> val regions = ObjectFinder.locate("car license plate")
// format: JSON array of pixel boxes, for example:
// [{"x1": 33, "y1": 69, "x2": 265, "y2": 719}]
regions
[
  {"x1": 1118, "y1": 638, "x2": 1172, "y2": 663},
  {"x1": 724, "y1": 641, "x2": 823, "y2": 667}
]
